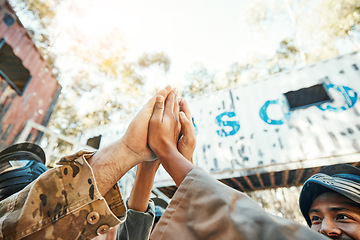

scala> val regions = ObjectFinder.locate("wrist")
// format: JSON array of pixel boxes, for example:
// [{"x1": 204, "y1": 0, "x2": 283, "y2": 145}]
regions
[
  {"x1": 159, "y1": 150, "x2": 194, "y2": 187},
  {"x1": 153, "y1": 146, "x2": 178, "y2": 162},
  {"x1": 88, "y1": 139, "x2": 142, "y2": 195},
  {"x1": 137, "y1": 166, "x2": 157, "y2": 174},
  {"x1": 116, "y1": 138, "x2": 144, "y2": 165}
]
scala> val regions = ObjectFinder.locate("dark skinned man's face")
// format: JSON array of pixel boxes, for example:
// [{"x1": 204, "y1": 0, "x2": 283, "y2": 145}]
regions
[{"x1": 309, "y1": 192, "x2": 360, "y2": 240}]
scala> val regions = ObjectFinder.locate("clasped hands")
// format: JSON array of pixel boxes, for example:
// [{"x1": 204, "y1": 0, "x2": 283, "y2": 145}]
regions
[
  {"x1": 122, "y1": 86, "x2": 195, "y2": 166},
  {"x1": 89, "y1": 86, "x2": 196, "y2": 196}
]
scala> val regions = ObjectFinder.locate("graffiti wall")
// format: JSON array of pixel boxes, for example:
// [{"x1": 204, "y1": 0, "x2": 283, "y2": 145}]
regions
[{"x1": 153, "y1": 51, "x2": 360, "y2": 186}]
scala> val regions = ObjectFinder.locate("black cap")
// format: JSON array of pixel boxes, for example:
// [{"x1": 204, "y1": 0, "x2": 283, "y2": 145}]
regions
[
  {"x1": 0, "y1": 142, "x2": 46, "y2": 165},
  {"x1": 0, "y1": 142, "x2": 47, "y2": 200},
  {"x1": 299, "y1": 164, "x2": 360, "y2": 226},
  {"x1": 151, "y1": 197, "x2": 169, "y2": 223}
]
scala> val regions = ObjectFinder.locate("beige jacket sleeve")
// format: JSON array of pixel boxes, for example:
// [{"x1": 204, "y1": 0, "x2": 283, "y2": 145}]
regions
[
  {"x1": 0, "y1": 151, "x2": 126, "y2": 240},
  {"x1": 150, "y1": 167, "x2": 328, "y2": 240}
]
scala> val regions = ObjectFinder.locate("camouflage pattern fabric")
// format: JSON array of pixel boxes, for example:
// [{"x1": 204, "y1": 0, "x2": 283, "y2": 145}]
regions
[{"x1": 0, "y1": 151, "x2": 126, "y2": 240}]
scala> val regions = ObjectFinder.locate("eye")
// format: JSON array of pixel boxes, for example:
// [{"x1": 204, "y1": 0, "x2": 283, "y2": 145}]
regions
[
  {"x1": 336, "y1": 214, "x2": 350, "y2": 221},
  {"x1": 311, "y1": 215, "x2": 322, "y2": 223}
]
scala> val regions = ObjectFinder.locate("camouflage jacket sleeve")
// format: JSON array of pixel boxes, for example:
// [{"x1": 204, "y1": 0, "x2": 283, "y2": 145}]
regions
[{"x1": 0, "y1": 151, "x2": 126, "y2": 240}]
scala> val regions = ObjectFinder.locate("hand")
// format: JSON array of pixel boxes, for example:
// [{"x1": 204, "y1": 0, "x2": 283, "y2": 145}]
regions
[
  {"x1": 148, "y1": 90, "x2": 181, "y2": 159},
  {"x1": 88, "y1": 87, "x2": 171, "y2": 196},
  {"x1": 148, "y1": 89, "x2": 194, "y2": 187},
  {"x1": 121, "y1": 86, "x2": 172, "y2": 163},
  {"x1": 178, "y1": 98, "x2": 196, "y2": 163}
]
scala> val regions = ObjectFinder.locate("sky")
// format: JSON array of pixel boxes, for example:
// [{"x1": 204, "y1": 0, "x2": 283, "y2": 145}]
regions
[{"x1": 51, "y1": 0, "x2": 294, "y2": 90}]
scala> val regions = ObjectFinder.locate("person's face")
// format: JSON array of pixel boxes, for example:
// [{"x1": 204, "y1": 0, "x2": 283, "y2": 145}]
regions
[{"x1": 309, "y1": 191, "x2": 360, "y2": 240}]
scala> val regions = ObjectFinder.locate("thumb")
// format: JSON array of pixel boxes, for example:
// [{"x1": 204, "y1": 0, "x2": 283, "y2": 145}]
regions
[{"x1": 179, "y1": 111, "x2": 193, "y2": 136}]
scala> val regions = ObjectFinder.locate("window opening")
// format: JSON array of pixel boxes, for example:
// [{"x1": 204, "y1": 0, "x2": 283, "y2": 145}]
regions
[
  {"x1": 0, "y1": 38, "x2": 31, "y2": 95},
  {"x1": 3, "y1": 13, "x2": 14, "y2": 27},
  {"x1": 284, "y1": 83, "x2": 332, "y2": 111}
]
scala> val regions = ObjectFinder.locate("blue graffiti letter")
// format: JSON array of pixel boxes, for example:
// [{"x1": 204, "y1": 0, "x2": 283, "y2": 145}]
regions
[
  {"x1": 318, "y1": 84, "x2": 358, "y2": 112},
  {"x1": 259, "y1": 99, "x2": 290, "y2": 125},
  {"x1": 215, "y1": 112, "x2": 240, "y2": 137}
]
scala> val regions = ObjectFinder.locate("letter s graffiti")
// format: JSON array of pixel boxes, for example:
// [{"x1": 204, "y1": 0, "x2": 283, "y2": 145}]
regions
[{"x1": 215, "y1": 112, "x2": 240, "y2": 137}]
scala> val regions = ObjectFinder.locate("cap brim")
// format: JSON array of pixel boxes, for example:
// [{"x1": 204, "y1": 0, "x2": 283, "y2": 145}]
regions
[
  {"x1": 319, "y1": 164, "x2": 360, "y2": 176},
  {"x1": 151, "y1": 197, "x2": 169, "y2": 209}
]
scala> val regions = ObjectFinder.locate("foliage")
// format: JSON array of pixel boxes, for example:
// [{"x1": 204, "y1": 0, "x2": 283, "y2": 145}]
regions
[
  {"x1": 49, "y1": 51, "x2": 171, "y2": 137},
  {"x1": 137, "y1": 52, "x2": 171, "y2": 73},
  {"x1": 185, "y1": 0, "x2": 360, "y2": 98},
  {"x1": 22, "y1": 0, "x2": 57, "y2": 20},
  {"x1": 8, "y1": 0, "x2": 58, "y2": 71},
  {"x1": 10, "y1": 0, "x2": 172, "y2": 138},
  {"x1": 318, "y1": 0, "x2": 360, "y2": 38},
  {"x1": 183, "y1": 64, "x2": 216, "y2": 98},
  {"x1": 267, "y1": 38, "x2": 303, "y2": 74},
  {"x1": 50, "y1": 95, "x2": 83, "y2": 137}
]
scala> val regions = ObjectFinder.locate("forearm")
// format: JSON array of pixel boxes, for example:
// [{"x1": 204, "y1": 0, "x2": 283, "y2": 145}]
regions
[
  {"x1": 157, "y1": 149, "x2": 194, "y2": 187},
  {"x1": 88, "y1": 138, "x2": 143, "y2": 196},
  {"x1": 128, "y1": 165, "x2": 157, "y2": 212}
]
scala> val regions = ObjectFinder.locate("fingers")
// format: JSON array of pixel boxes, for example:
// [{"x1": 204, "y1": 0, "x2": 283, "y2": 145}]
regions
[
  {"x1": 174, "y1": 91, "x2": 180, "y2": 131},
  {"x1": 164, "y1": 90, "x2": 176, "y2": 117},
  {"x1": 179, "y1": 99, "x2": 192, "y2": 120},
  {"x1": 174, "y1": 90, "x2": 180, "y2": 115},
  {"x1": 163, "y1": 85, "x2": 172, "y2": 96},
  {"x1": 143, "y1": 86, "x2": 171, "y2": 110},
  {"x1": 152, "y1": 95, "x2": 165, "y2": 122}
]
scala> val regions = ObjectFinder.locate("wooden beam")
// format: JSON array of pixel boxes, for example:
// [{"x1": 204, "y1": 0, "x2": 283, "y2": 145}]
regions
[
  {"x1": 256, "y1": 173, "x2": 265, "y2": 188},
  {"x1": 283, "y1": 170, "x2": 289, "y2": 187},
  {"x1": 230, "y1": 177, "x2": 245, "y2": 192},
  {"x1": 243, "y1": 176, "x2": 255, "y2": 190},
  {"x1": 295, "y1": 168, "x2": 305, "y2": 185},
  {"x1": 270, "y1": 171, "x2": 275, "y2": 188}
]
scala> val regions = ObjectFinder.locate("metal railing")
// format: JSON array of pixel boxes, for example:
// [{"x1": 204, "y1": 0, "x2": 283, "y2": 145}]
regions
[{"x1": 16, "y1": 120, "x2": 95, "y2": 167}]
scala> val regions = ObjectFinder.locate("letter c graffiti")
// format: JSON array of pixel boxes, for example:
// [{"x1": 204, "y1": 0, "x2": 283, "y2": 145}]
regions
[
  {"x1": 317, "y1": 84, "x2": 357, "y2": 112},
  {"x1": 259, "y1": 99, "x2": 290, "y2": 125},
  {"x1": 215, "y1": 112, "x2": 240, "y2": 137}
]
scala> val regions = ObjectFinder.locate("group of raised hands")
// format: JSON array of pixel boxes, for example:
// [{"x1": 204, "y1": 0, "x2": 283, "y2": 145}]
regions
[
  {"x1": 128, "y1": 86, "x2": 197, "y2": 212},
  {"x1": 89, "y1": 86, "x2": 196, "y2": 210}
]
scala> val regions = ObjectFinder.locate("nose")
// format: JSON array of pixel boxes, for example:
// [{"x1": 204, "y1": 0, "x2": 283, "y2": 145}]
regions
[{"x1": 319, "y1": 218, "x2": 342, "y2": 238}]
